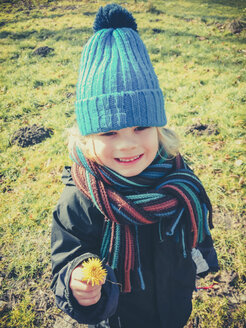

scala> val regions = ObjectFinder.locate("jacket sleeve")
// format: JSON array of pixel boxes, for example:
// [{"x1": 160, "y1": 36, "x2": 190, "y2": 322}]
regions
[{"x1": 50, "y1": 186, "x2": 119, "y2": 324}]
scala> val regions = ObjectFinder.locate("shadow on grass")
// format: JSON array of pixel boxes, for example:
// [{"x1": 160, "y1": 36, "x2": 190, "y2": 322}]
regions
[
  {"x1": 0, "y1": 4, "x2": 96, "y2": 27},
  {"x1": 145, "y1": 28, "x2": 245, "y2": 70},
  {"x1": 203, "y1": 0, "x2": 246, "y2": 9},
  {"x1": 142, "y1": 26, "x2": 246, "y2": 45},
  {"x1": 0, "y1": 26, "x2": 92, "y2": 42},
  {"x1": 172, "y1": 14, "x2": 239, "y2": 23},
  {"x1": 0, "y1": 30, "x2": 35, "y2": 39}
]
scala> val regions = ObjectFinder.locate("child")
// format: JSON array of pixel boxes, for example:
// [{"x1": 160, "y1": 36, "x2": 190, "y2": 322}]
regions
[{"x1": 51, "y1": 4, "x2": 218, "y2": 328}]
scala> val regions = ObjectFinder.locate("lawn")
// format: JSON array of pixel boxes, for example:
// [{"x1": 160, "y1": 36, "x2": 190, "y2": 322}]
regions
[{"x1": 0, "y1": 0, "x2": 245, "y2": 327}]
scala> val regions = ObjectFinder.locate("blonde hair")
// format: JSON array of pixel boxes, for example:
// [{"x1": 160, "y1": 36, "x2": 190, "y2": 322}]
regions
[
  {"x1": 68, "y1": 125, "x2": 180, "y2": 162},
  {"x1": 157, "y1": 127, "x2": 180, "y2": 158}
]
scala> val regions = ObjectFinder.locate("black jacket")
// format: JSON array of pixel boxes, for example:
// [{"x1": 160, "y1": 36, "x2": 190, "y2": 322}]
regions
[{"x1": 51, "y1": 167, "x2": 199, "y2": 328}]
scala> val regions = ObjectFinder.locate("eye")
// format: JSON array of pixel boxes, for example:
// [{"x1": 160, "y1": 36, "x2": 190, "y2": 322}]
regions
[
  {"x1": 135, "y1": 126, "x2": 149, "y2": 131},
  {"x1": 99, "y1": 131, "x2": 116, "y2": 137}
]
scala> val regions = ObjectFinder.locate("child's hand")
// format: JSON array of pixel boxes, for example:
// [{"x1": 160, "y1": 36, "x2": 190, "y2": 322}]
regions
[{"x1": 70, "y1": 265, "x2": 105, "y2": 306}]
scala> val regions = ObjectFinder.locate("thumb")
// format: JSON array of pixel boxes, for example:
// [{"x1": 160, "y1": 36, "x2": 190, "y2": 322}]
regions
[{"x1": 71, "y1": 265, "x2": 84, "y2": 281}]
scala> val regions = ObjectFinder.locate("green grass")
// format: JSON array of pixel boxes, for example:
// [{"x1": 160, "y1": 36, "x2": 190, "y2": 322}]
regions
[{"x1": 0, "y1": 0, "x2": 245, "y2": 327}]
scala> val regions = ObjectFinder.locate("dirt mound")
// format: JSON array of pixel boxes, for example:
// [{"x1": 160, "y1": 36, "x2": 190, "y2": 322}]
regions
[
  {"x1": 33, "y1": 46, "x2": 54, "y2": 57},
  {"x1": 11, "y1": 124, "x2": 53, "y2": 147},
  {"x1": 215, "y1": 19, "x2": 246, "y2": 34},
  {"x1": 186, "y1": 123, "x2": 219, "y2": 136},
  {"x1": 229, "y1": 20, "x2": 246, "y2": 34}
]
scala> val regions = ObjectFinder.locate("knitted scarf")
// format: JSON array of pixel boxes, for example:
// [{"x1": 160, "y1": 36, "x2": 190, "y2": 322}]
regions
[{"x1": 70, "y1": 146, "x2": 213, "y2": 293}]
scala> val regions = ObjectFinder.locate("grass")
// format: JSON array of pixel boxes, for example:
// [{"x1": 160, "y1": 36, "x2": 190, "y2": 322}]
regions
[{"x1": 0, "y1": 0, "x2": 245, "y2": 327}]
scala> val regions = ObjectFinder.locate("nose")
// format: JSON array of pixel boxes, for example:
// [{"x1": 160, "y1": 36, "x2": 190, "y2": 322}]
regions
[{"x1": 116, "y1": 132, "x2": 137, "y2": 151}]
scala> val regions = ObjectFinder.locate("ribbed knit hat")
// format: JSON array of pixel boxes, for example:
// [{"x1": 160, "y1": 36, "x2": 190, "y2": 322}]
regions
[{"x1": 75, "y1": 4, "x2": 167, "y2": 136}]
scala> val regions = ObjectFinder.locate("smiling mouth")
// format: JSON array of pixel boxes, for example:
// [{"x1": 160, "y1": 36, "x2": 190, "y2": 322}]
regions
[{"x1": 115, "y1": 154, "x2": 143, "y2": 163}]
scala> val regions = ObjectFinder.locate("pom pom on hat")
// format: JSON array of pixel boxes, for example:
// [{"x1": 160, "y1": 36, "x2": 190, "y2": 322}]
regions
[{"x1": 93, "y1": 3, "x2": 137, "y2": 32}]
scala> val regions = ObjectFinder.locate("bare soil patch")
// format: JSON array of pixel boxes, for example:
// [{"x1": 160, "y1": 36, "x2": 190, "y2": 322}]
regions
[
  {"x1": 11, "y1": 124, "x2": 53, "y2": 147},
  {"x1": 186, "y1": 123, "x2": 219, "y2": 136}
]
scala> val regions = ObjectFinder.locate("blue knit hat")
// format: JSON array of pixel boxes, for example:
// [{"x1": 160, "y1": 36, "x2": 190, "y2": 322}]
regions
[{"x1": 75, "y1": 4, "x2": 167, "y2": 136}]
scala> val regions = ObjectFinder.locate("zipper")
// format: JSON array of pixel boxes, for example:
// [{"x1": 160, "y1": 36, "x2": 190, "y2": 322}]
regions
[{"x1": 118, "y1": 316, "x2": 122, "y2": 328}]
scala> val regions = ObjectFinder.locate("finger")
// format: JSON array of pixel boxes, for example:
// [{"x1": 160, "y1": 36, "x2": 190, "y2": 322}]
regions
[
  {"x1": 71, "y1": 274, "x2": 105, "y2": 290},
  {"x1": 73, "y1": 287, "x2": 101, "y2": 300},
  {"x1": 72, "y1": 266, "x2": 106, "y2": 286},
  {"x1": 76, "y1": 292, "x2": 102, "y2": 307},
  {"x1": 71, "y1": 266, "x2": 84, "y2": 281},
  {"x1": 70, "y1": 279, "x2": 102, "y2": 293}
]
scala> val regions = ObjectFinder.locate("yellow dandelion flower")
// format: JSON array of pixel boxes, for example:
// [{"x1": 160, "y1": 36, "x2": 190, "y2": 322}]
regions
[{"x1": 81, "y1": 258, "x2": 107, "y2": 286}]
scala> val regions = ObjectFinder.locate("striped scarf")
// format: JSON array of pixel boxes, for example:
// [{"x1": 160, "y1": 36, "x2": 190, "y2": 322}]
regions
[{"x1": 71, "y1": 147, "x2": 213, "y2": 293}]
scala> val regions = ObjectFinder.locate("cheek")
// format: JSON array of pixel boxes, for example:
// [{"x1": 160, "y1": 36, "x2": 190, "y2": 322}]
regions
[
  {"x1": 93, "y1": 140, "x2": 110, "y2": 160},
  {"x1": 147, "y1": 131, "x2": 159, "y2": 151},
  {"x1": 151, "y1": 139, "x2": 159, "y2": 157}
]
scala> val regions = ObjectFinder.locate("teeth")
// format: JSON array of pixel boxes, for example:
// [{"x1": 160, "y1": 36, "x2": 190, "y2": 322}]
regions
[{"x1": 118, "y1": 155, "x2": 140, "y2": 162}]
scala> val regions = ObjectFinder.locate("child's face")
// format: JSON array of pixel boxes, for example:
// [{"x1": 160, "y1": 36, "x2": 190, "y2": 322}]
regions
[{"x1": 91, "y1": 126, "x2": 159, "y2": 177}]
